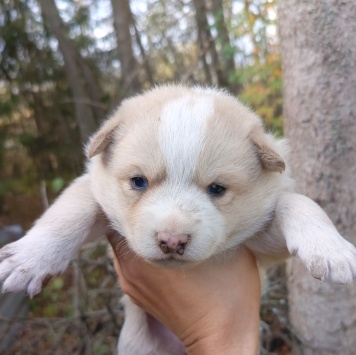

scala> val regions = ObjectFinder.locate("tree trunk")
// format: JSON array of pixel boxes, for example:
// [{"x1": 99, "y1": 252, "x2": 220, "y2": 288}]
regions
[
  {"x1": 243, "y1": 0, "x2": 261, "y2": 64},
  {"x1": 192, "y1": 0, "x2": 227, "y2": 88},
  {"x1": 278, "y1": 1, "x2": 356, "y2": 354},
  {"x1": 132, "y1": 17, "x2": 154, "y2": 86},
  {"x1": 210, "y1": 0, "x2": 241, "y2": 94},
  {"x1": 193, "y1": 0, "x2": 212, "y2": 85},
  {"x1": 79, "y1": 59, "x2": 106, "y2": 123},
  {"x1": 38, "y1": 0, "x2": 98, "y2": 144},
  {"x1": 110, "y1": 0, "x2": 141, "y2": 97}
]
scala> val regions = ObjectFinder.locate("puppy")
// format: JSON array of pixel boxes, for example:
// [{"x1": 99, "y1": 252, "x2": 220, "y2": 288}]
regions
[{"x1": 1, "y1": 85, "x2": 355, "y2": 354}]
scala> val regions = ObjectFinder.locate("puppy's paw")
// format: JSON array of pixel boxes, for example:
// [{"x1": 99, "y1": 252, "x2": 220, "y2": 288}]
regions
[
  {"x1": 0, "y1": 236, "x2": 70, "y2": 297},
  {"x1": 275, "y1": 193, "x2": 356, "y2": 285},
  {"x1": 291, "y1": 234, "x2": 356, "y2": 285}
]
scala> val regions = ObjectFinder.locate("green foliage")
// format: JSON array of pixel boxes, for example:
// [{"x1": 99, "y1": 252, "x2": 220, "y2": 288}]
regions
[
  {"x1": 50, "y1": 177, "x2": 65, "y2": 193},
  {"x1": 93, "y1": 343, "x2": 109, "y2": 355},
  {"x1": 29, "y1": 243, "x2": 118, "y2": 319},
  {"x1": 53, "y1": 276, "x2": 65, "y2": 290},
  {"x1": 30, "y1": 275, "x2": 73, "y2": 318},
  {"x1": 240, "y1": 52, "x2": 283, "y2": 135}
]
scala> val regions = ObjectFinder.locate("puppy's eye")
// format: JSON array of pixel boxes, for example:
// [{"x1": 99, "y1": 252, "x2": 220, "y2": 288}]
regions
[
  {"x1": 131, "y1": 176, "x2": 148, "y2": 190},
  {"x1": 207, "y1": 183, "x2": 226, "y2": 197}
]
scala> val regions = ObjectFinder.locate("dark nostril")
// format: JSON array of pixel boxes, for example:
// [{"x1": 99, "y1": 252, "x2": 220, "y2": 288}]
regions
[
  {"x1": 158, "y1": 240, "x2": 187, "y2": 255},
  {"x1": 176, "y1": 243, "x2": 186, "y2": 255},
  {"x1": 159, "y1": 241, "x2": 170, "y2": 254}
]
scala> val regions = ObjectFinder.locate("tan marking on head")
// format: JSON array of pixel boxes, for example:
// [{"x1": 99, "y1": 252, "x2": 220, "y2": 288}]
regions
[
  {"x1": 195, "y1": 91, "x2": 262, "y2": 199},
  {"x1": 87, "y1": 84, "x2": 190, "y2": 160},
  {"x1": 191, "y1": 90, "x2": 287, "y2": 239},
  {"x1": 102, "y1": 88, "x2": 192, "y2": 223},
  {"x1": 113, "y1": 128, "x2": 166, "y2": 213}
]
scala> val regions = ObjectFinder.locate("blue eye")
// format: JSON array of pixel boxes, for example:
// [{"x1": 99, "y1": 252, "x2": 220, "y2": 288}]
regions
[
  {"x1": 131, "y1": 176, "x2": 148, "y2": 190},
  {"x1": 207, "y1": 183, "x2": 226, "y2": 197}
]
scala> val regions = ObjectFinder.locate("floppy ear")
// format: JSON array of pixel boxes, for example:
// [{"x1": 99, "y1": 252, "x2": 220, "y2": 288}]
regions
[
  {"x1": 86, "y1": 116, "x2": 121, "y2": 159},
  {"x1": 249, "y1": 127, "x2": 285, "y2": 173}
]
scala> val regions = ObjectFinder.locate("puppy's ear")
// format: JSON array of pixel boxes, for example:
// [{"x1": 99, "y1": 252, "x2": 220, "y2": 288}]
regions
[
  {"x1": 86, "y1": 117, "x2": 120, "y2": 159},
  {"x1": 249, "y1": 127, "x2": 285, "y2": 173}
]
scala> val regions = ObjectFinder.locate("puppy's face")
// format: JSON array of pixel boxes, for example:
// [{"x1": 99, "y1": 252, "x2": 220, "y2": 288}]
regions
[{"x1": 88, "y1": 86, "x2": 288, "y2": 267}]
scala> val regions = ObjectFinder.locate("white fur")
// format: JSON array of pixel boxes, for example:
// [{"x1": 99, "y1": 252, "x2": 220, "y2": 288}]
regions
[
  {"x1": 128, "y1": 183, "x2": 226, "y2": 263},
  {"x1": 271, "y1": 194, "x2": 356, "y2": 283},
  {"x1": 159, "y1": 95, "x2": 211, "y2": 180},
  {"x1": 119, "y1": 295, "x2": 184, "y2": 355},
  {"x1": 0, "y1": 85, "x2": 355, "y2": 354},
  {"x1": 119, "y1": 295, "x2": 165, "y2": 354},
  {"x1": 0, "y1": 175, "x2": 107, "y2": 297}
]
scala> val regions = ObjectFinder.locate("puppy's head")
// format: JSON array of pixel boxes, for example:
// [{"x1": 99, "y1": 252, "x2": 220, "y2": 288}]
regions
[{"x1": 88, "y1": 85, "x2": 290, "y2": 267}]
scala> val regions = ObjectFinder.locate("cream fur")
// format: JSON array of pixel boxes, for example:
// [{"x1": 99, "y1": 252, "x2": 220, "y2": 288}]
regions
[
  {"x1": 0, "y1": 85, "x2": 355, "y2": 354},
  {"x1": 160, "y1": 95, "x2": 211, "y2": 180}
]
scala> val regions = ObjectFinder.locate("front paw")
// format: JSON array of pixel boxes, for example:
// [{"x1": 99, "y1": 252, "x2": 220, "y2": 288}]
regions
[
  {"x1": 0, "y1": 236, "x2": 69, "y2": 297},
  {"x1": 290, "y1": 234, "x2": 356, "y2": 285},
  {"x1": 275, "y1": 193, "x2": 356, "y2": 285}
]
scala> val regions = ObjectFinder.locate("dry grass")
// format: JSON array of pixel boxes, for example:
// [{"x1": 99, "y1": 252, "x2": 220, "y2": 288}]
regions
[
  {"x1": 0, "y1": 241, "x2": 124, "y2": 355},
  {"x1": 0, "y1": 241, "x2": 293, "y2": 354}
]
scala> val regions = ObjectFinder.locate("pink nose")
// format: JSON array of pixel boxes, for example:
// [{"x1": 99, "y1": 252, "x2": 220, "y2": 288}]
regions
[{"x1": 157, "y1": 232, "x2": 189, "y2": 255}]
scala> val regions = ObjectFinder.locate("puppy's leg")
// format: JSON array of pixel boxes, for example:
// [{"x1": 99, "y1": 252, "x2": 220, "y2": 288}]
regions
[
  {"x1": 247, "y1": 193, "x2": 356, "y2": 284},
  {"x1": 119, "y1": 295, "x2": 185, "y2": 355},
  {"x1": 0, "y1": 174, "x2": 107, "y2": 296}
]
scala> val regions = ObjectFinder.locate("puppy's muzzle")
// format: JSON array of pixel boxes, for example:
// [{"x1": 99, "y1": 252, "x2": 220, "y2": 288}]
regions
[{"x1": 157, "y1": 232, "x2": 189, "y2": 256}]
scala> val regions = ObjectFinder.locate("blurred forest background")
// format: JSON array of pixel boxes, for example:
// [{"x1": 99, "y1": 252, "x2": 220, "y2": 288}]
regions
[
  {"x1": 1, "y1": 0, "x2": 354, "y2": 354},
  {"x1": 0, "y1": 0, "x2": 282, "y2": 231}
]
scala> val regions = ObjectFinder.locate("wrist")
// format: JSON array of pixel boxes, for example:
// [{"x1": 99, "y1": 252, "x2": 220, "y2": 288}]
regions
[
  {"x1": 184, "y1": 311, "x2": 260, "y2": 355},
  {"x1": 186, "y1": 329, "x2": 259, "y2": 355}
]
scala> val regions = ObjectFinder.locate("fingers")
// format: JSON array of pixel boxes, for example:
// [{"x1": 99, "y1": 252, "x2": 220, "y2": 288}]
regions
[
  {"x1": 106, "y1": 231, "x2": 148, "y2": 284},
  {"x1": 106, "y1": 232, "x2": 260, "y2": 305},
  {"x1": 106, "y1": 231, "x2": 131, "y2": 272},
  {"x1": 106, "y1": 231, "x2": 127, "y2": 280},
  {"x1": 106, "y1": 230, "x2": 124, "y2": 257}
]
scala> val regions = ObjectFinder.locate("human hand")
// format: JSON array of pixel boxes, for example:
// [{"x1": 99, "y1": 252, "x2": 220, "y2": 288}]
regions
[{"x1": 108, "y1": 233, "x2": 261, "y2": 355}]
